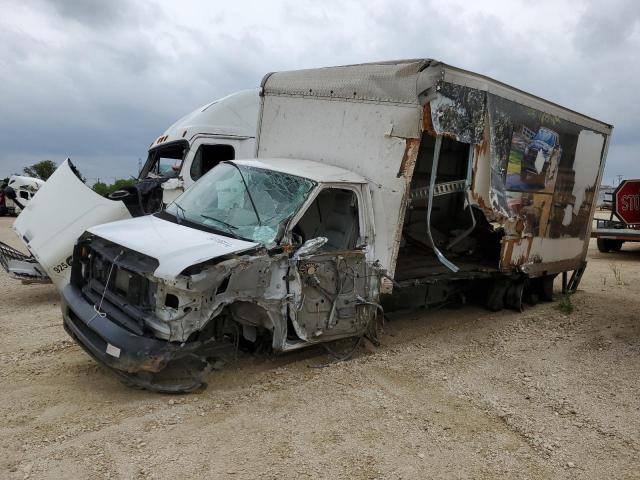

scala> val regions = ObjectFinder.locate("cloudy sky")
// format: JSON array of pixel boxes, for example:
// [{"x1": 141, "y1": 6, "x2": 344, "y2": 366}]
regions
[{"x1": 1, "y1": 0, "x2": 638, "y2": 185}]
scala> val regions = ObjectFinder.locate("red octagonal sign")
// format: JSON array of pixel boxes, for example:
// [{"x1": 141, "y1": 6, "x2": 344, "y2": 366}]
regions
[{"x1": 614, "y1": 179, "x2": 640, "y2": 225}]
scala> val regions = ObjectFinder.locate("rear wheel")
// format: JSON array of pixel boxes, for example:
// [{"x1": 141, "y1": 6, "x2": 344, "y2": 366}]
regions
[
  {"x1": 597, "y1": 238, "x2": 623, "y2": 253},
  {"x1": 610, "y1": 240, "x2": 623, "y2": 252},
  {"x1": 597, "y1": 238, "x2": 611, "y2": 253}
]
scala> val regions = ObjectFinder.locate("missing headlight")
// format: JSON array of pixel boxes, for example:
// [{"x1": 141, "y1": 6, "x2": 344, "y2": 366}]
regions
[{"x1": 165, "y1": 293, "x2": 179, "y2": 309}]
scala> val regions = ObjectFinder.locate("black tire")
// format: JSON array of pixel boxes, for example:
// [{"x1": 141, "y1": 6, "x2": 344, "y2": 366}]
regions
[
  {"x1": 540, "y1": 275, "x2": 555, "y2": 302},
  {"x1": 597, "y1": 238, "x2": 611, "y2": 253},
  {"x1": 610, "y1": 240, "x2": 623, "y2": 252},
  {"x1": 505, "y1": 281, "x2": 525, "y2": 312},
  {"x1": 486, "y1": 280, "x2": 508, "y2": 311}
]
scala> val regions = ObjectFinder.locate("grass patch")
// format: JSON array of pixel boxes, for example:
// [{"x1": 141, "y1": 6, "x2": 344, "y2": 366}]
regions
[
  {"x1": 610, "y1": 263, "x2": 626, "y2": 286},
  {"x1": 556, "y1": 293, "x2": 574, "y2": 315}
]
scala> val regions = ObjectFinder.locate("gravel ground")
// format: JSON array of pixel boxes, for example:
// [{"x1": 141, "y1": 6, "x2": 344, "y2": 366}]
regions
[{"x1": 0, "y1": 215, "x2": 638, "y2": 479}]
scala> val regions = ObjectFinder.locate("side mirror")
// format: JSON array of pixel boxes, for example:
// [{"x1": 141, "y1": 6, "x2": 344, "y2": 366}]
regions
[
  {"x1": 108, "y1": 189, "x2": 134, "y2": 200},
  {"x1": 293, "y1": 237, "x2": 328, "y2": 260}
]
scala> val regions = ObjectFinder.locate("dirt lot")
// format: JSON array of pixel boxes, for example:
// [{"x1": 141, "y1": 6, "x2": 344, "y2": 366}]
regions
[{"x1": 0, "y1": 215, "x2": 638, "y2": 479}]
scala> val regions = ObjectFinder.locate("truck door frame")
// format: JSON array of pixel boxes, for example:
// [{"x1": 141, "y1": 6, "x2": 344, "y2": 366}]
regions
[
  {"x1": 181, "y1": 135, "x2": 254, "y2": 189},
  {"x1": 284, "y1": 181, "x2": 376, "y2": 343}
]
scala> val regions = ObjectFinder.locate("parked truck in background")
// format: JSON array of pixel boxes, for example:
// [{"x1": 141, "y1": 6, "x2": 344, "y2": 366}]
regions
[
  {"x1": 2, "y1": 175, "x2": 45, "y2": 216},
  {"x1": 593, "y1": 179, "x2": 640, "y2": 252},
  {"x1": 0, "y1": 89, "x2": 260, "y2": 285},
  {"x1": 44, "y1": 59, "x2": 611, "y2": 392},
  {"x1": 0, "y1": 178, "x2": 7, "y2": 216}
]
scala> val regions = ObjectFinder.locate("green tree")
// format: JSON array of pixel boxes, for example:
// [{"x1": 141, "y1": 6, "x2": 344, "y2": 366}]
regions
[
  {"x1": 92, "y1": 178, "x2": 137, "y2": 197},
  {"x1": 91, "y1": 181, "x2": 110, "y2": 197},
  {"x1": 23, "y1": 160, "x2": 57, "y2": 180}
]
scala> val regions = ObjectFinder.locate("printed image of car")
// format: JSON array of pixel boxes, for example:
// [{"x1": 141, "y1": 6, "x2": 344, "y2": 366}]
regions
[{"x1": 520, "y1": 127, "x2": 561, "y2": 187}]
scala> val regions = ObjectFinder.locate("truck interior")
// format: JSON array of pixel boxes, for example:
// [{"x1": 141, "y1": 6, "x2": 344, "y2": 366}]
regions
[
  {"x1": 395, "y1": 134, "x2": 502, "y2": 282},
  {"x1": 294, "y1": 188, "x2": 360, "y2": 252},
  {"x1": 139, "y1": 140, "x2": 188, "y2": 179},
  {"x1": 190, "y1": 144, "x2": 235, "y2": 181}
]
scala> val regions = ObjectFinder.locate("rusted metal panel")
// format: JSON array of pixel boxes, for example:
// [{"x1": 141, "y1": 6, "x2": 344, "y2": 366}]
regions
[
  {"x1": 389, "y1": 137, "x2": 422, "y2": 281},
  {"x1": 422, "y1": 102, "x2": 437, "y2": 137},
  {"x1": 397, "y1": 138, "x2": 420, "y2": 177}
]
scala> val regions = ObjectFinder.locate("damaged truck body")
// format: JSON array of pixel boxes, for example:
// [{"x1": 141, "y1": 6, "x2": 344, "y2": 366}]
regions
[{"x1": 53, "y1": 60, "x2": 610, "y2": 392}]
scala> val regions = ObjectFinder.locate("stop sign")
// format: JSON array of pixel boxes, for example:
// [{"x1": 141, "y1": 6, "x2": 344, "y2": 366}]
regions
[{"x1": 614, "y1": 179, "x2": 640, "y2": 225}]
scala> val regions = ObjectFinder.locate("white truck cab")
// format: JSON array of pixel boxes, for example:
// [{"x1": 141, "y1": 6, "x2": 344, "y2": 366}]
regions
[
  {"x1": 141, "y1": 89, "x2": 259, "y2": 206},
  {"x1": 64, "y1": 158, "x2": 378, "y2": 393},
  {"x1": 3, "y1": 175, "x2": 45, "y2": 215}
]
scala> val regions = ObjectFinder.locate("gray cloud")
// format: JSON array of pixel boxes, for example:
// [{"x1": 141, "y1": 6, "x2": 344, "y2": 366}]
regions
[
  {"x1": 573, "y1": 0, "x2": 640, "y2": 53},
  {"x1": 39, "y1": 0, "x2": 143, "y2": 28},
  {"x1": 0, "y1": 0, "x2": 637, "y2": 186}
]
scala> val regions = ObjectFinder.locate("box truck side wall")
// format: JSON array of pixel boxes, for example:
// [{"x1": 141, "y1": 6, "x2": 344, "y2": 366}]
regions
[{"x1": 257, "y1": 60, "x2": 612, "y2": 287}]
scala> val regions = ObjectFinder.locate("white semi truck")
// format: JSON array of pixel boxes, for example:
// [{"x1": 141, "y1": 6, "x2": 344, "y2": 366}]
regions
[
  {"x1": 1, "y1": 175, "x2": 45, "y2": 216},
  {"x1": 0, "y1": 89, "x2": 260, "y2": 285}
]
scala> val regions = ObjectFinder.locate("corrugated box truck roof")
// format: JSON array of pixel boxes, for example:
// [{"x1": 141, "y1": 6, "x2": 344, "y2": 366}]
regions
[{"x1": 261, "y1": 59, "x2": 612, "y2": 134}]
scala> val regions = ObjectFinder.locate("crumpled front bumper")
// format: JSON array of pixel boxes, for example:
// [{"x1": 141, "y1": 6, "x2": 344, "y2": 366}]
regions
[
  {"x1": 61, "y1": 283, "x2": 174, "y2": 374},
  {"x1": 61, "y1": 283, "x2": 232, "y2": 392}
]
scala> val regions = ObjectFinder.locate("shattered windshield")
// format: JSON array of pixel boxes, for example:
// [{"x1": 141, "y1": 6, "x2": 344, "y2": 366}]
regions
[{"x1": 166, "y1": 162, "x2": 316, "y2": 244}]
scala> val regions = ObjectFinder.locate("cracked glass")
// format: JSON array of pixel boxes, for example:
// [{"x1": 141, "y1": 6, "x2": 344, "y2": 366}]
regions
[{"x1": 166, "y1": 162, "x2": 316, "y2": 244}]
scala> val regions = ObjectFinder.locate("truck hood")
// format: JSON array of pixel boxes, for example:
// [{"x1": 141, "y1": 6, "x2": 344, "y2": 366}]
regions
[
  {"x1": 13, "y1": 159, "x2": 131, "y2": 291},
  {"x1": 88, "y1": 215, "x2": 260, "y2": 280}
]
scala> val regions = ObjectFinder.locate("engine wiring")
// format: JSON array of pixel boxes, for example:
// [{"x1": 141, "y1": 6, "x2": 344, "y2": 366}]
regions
[{"x1": 87, "y1": 251, "x2": 123, "y2": 327}]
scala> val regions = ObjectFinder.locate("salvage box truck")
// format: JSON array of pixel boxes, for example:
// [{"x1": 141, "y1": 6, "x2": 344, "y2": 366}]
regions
[{"x1": 10, "y1": 60, "x2": 613, "y2": 392}]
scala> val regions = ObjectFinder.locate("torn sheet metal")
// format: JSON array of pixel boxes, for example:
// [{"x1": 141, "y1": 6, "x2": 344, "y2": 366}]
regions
[
  {"x1": 429, "y1": 82, "x2": 486, "y2": 144},
  {"x1": 422, "y1": 84, "x2": 609, "y2": 272},
  {"x1": 0, "y1": 240, "x2": 49, "y2": 283},
  {"x1": 87, "y1": 214, "x2": 260, "y2": 282}
]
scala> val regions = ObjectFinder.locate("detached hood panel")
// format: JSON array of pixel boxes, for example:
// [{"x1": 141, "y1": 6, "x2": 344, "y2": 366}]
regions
[
  {"x1": 14, "y1": 160, "x2": 131, "y2": 291},
  {"x1": 88, "y1": 215, "x2": 259, "y2": 280}
]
